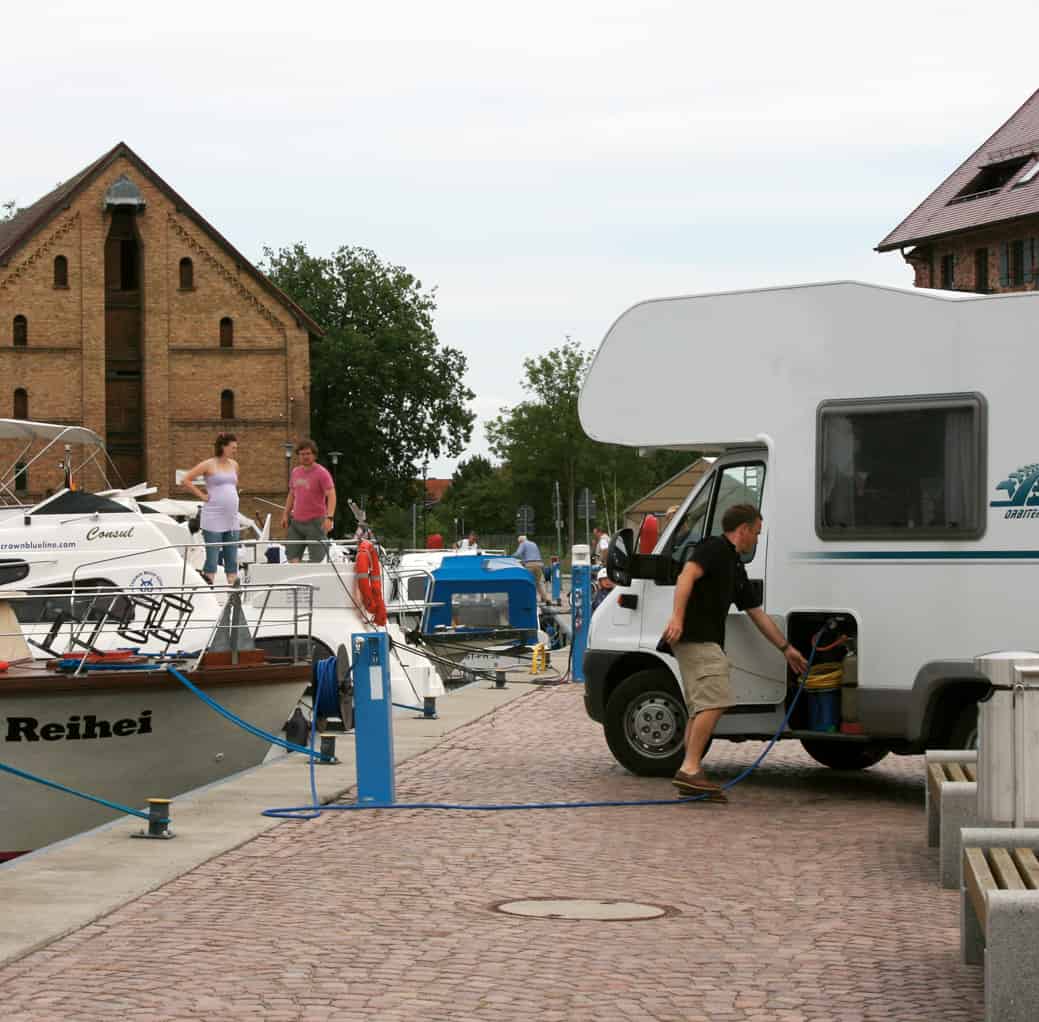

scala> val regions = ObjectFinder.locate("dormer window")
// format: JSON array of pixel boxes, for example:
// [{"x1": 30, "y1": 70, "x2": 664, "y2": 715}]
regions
[
  {"x1": 950, "y1": 157, "x2": 1031, "y2": 204},
  {"x1": 1015, "y1": 159, "x2": 1039, "y2": 187}
]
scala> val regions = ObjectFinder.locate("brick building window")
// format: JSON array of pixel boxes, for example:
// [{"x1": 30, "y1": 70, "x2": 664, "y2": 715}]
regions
[
  {"x1": 219, "y1": 317, "x2": 233, "y2": 348},
  {"x1": 974, "y1": 248, "x2": 989, "y2": 293},
  {"x1": 13, "y1": 388, "x2": 27, "y2": 420},
  {"x1": 179, "y1": 257, "x2": 194, "y2": 290},
  {"x1": 1000, "y1": 240, "x2": 1030, "y2": 287},
  {"x1": 53, "y1": 255, "x2": 68, "y2": 288},
  {"x1": 221, "y1": 389, "x2": 235, "y2": 419},
  {"x1": 940, "y1": 254, "x2": 955, "y2": 290},
  {"x1": 12, "y1": 315, "x2": 27, "y2": 347},
  {"x1": 13, "y1": 461, "x2": 28, "y2": 493}
]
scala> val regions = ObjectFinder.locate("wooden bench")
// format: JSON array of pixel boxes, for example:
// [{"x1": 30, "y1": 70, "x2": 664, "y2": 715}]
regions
[
  {"x1": 961, "y1": 827, "x2": 1039, "y2": 1021},
  {"x1": 925, "y1": 750, "x2": 979, "y2": 888}
]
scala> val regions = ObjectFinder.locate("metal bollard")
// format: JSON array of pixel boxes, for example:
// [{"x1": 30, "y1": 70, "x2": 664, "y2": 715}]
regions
[
  {"x1": 422, "y1": 696, "x2": 438, "y2": 719},
  {"x1": 132, "y1": 797, "x2": 174, "y2": 840},
  {"x1": 319, "y1": 733, "x2": 340, "y2": 763},
  {"x1": 495, "y1": 669, "x2": 508, "y2": 690}
]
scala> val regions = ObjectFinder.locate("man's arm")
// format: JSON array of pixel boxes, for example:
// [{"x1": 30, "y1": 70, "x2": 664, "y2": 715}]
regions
[
  {"x1": 280, "y1": 487, "x2": 294, "y2": 530},
  {"x1": 746, "y1": 606, "x2": 809, "y2": 674},
  {"x1": 662, "y1": 560, "x2": 703, "y2": 644},
  {"x1": 323, "y1": 480, "x2": 337, "y2": 534}
]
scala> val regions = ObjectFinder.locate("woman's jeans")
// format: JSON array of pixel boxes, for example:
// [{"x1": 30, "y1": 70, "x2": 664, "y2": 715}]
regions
[{"x1": 202, "y1": 529, "x2": 240, "y2": 577}]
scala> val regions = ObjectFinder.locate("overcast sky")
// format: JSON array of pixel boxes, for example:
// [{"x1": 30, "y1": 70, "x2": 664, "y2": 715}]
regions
[{"x1": 7, "y1": 1, "x2": 1039, "y2": 474}]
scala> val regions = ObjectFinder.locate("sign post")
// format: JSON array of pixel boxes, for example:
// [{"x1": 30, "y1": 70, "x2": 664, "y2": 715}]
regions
[
  {"x1": 570, "y1": 555, "x2": 593, "y2": 683},
  {"x1": 351, "y1": 631, "x2": 395, "y2": 804}
]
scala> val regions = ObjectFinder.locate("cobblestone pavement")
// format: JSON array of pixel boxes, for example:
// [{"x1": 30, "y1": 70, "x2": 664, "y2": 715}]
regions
[{"x1": 0, "y1": 686, "x2": 983, "y2": 1021}]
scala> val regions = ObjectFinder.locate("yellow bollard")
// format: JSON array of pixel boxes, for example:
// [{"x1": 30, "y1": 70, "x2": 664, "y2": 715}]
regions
[{"x1": 530, "y1": 643, "x2": 546, "y2": 674}]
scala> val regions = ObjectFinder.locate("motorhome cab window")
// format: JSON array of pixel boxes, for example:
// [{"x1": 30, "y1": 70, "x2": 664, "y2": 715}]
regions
[{"x1": 816, "y1": 393, "x2": 985, "y2": 539}]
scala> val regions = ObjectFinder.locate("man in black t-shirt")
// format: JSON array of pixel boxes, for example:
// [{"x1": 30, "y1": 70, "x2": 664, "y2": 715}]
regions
[{"x1": 661, "y1": 503, "x2": 807, "y2": 800}]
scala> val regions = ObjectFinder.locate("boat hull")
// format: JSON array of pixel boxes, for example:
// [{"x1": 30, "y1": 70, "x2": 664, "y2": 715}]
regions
[{"x1": 0, "y1": 663, "x2": 309, "y2": 857}]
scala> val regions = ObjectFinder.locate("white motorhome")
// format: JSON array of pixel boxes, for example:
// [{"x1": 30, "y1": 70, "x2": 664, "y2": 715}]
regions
[{"x1": 579, "y1": 281, "x2": 1037, "y2": 775}]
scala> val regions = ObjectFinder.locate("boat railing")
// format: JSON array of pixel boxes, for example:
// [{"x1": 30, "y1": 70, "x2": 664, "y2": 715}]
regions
[{"x1": 0, "y1": 581, "x2": 316, "y2": 677}]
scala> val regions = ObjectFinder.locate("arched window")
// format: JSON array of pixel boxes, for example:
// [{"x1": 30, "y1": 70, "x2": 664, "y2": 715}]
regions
[
  {"x1": 179, "y1": 257, "x2": 194, "y2": 290},
  {"x1": 13, "y1": 315, "x2": 27, "y2": 347},
  {"x1": 53, "y1": 255, "x2": 68, "y2": 288},
  {"x1": 13, "y1": 388, "x2": 27, "y2": 420},
  {"x1": 220, "y1": 389, "x2": 235, "y2": 419},
  {"x1": 13, "y1": 462, "x2": 28, "y2": 493},
  {"x1": 219, "y1": 317, "x2": 233, "y2": 348}
]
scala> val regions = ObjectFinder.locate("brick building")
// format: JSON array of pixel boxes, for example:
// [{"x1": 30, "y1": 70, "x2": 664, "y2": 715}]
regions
[
  {"x1": 0, "y1": 142, "x2": 321, "y2": 511},
  {"x1": 877, "y1": 90, "x2": 1039, "y2": 293}
]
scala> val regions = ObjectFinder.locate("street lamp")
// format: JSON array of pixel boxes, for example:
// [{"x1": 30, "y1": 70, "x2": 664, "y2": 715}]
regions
[
  {"x1": 282, "y1": 441, "x2": 294, "y2": 488},
  {"x1": 328, "y1": 450, "x2": 342, "y2": 488}
]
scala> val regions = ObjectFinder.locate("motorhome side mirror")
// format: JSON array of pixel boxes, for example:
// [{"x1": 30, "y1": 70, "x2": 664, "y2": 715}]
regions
[{"x1": 606, "y1": 529, "x2": 634, "y2": 587}]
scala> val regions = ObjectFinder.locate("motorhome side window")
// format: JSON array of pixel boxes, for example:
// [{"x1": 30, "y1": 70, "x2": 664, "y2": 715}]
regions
[{"x1": 816, "y1": 393, "x2": 985, "y2": 539}]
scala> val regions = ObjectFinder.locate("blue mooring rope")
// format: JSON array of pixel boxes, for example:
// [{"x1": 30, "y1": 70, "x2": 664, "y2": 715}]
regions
[
  {"x1": 166, "y1": 665, "x2": 332, "y2": 762},
  {"x1": 261, "y1": 638, "x2": 823, "y2": 819},
  {"x1": 0, "y1": 761, "x2": 155, "y2": 822}
]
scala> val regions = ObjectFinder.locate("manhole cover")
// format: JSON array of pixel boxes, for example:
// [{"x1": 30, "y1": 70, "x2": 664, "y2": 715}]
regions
[{"x1": 494, "y1": 898, "x2": 671, "y2": 921}]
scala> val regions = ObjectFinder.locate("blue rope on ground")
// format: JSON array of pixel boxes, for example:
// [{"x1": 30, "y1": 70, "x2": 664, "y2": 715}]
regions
[
  {"x1": 0, "y1": 761, "x2": 156, "y2": 822},
  {"x1": 392, "y1": 702, "x2": 425, "y2": 713},
  {"x1": 165, "y1": 665, "x2": 332, "y2": 762},
  {"x1": 261, "y1": 640, "x2": 823, "y2": 820}
]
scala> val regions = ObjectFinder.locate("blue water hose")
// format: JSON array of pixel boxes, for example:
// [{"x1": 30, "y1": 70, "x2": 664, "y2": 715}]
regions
[{"x1": 262, "y1": 634, "x2": 825, "y2": 820}]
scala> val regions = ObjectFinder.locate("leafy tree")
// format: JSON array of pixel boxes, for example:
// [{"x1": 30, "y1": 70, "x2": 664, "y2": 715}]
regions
[
  {"x1": 488, "y1": 340, "x2": 695, "y2": 550},
  {"x1": 439, "y1": 456, "x2": 515, "y2": 536},
  {"x1": 262, "y1": 243, "x2": 475, "y2": 513}
]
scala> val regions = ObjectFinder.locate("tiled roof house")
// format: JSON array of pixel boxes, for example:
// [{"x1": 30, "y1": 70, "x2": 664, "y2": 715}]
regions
[{"x1": 877, "y1": 90, "x2": 1039, "y2": 293}]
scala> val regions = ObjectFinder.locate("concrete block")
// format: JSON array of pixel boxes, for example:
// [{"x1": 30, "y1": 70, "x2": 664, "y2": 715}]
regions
[
  {"x1": 939, "y1": 781, "x2": 978, "y2": 889},
  {"x1": 984, "y1": 892, "x2": 1039, "y2": 1022}
]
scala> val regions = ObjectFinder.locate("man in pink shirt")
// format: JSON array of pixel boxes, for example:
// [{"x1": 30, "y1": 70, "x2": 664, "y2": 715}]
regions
[{"x1": 280, "y1": 438, "x2": 337, "y2": 563}]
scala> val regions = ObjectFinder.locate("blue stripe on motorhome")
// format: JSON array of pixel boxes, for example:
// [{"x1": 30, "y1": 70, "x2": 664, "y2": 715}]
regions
[{"x1": 793, "y1": 550, "x2": 1039, "y2": 561}]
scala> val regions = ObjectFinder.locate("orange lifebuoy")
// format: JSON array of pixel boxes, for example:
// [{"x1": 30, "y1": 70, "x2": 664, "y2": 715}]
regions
[
  {"x1": 355, "y1": 540, "x2": 388, "y2": 625},
  {"x1": 638, "y1": 514, "x2": 660, "y2": 554}
]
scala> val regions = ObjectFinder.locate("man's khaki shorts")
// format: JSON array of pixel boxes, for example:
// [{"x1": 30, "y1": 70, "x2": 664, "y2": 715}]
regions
[{"x1": 675, "y1": 641, "x2": 734, "y2": 716}]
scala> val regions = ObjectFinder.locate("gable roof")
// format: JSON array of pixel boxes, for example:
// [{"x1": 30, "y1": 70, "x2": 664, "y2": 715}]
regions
[
  {"x1": 0, "y1": 142, "x2": 323, "y2": 335},
  {"x1": 877, "y1": 90, "x2": 1039, "y2": 252}
]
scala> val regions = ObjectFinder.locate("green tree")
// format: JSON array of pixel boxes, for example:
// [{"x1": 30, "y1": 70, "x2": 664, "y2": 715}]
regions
[
  {"x1": 488, "y1": 340, "x2": 695, "y2": 550},
  {"x1": 439, "y1": 456, "x2": 515, "y2": 536},
  {"x1": 262, "y1": 243, "x2": 475, "y2": 512}
]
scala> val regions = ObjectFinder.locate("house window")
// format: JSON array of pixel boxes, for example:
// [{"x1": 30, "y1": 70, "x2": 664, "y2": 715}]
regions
[
  {"x1": 13, "y1": 461, "x2": 28, "y2": 493},
  {"x1": 179, "y1": 257, "x2": 194, "y2": 290},
  {"x1": 13, "y1": 388, "x2": 27, "y2": 420},
  {"x1": 219, "y1": 317, "x2": 233, "y2": 348},
  {"x1": 816, "y1": 393, "x2": 986, "y2": 540},
  {"x1": 1011, "y1": 240, "x2": 1026, "y2": 286},
  {"x1": 940, "y1": 254, "x2": 955, "y2": 290},
  {"x1": 974, "y1": 248, "x2": 989, "y2": 293},
  {"x1": 220, "y1": 389, "x2": 235, "y2": 419},
  {"x1": 950, "y1": 157, "x2": 1030, "y2": 203},
  {"x1": 53, "y1": 255, "x2": 68, "y2": 288},
  {"x1": 13, "y1": 315, "x2": 27, "y2": 347}
]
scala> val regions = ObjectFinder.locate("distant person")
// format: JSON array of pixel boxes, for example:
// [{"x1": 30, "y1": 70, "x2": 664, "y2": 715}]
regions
[
  {"x1": 280, "y1": 439, "x2": 336, "y2": 563},
  {"x1": 592, "y1": 568, "x2": 615, "y2": 612},
  {"x1": 593, "y1": 526, "x2": 610, "y2": 565},
  {"x1": 513, "y1": 534, "x2": 549, "y2": 603},
  {"x1": 182, "y1": 432, "x2": 241, "y2": 585},
  {"x1": 458, "y1": 531, "x2": 480, "y2": 552}
]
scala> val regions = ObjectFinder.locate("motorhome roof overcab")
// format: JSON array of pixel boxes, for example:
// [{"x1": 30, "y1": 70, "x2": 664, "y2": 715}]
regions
[{"x1": 579, "y1": 281, "x2": 1038, "y2": 776}]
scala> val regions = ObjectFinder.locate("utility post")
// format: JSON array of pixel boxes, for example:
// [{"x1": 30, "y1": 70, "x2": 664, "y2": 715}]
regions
[
  {"x1": 421, "y1": 459, "x2": 429, "y2": 545},
  {"x1": 328, "y1": 450, "x2": 342, "y2": 530},
  {"x1": 553, "y1": 481, "x2": 563, "y2": 561}
]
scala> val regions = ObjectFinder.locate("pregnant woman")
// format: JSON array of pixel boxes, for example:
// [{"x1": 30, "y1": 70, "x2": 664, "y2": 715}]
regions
[{"x1": 182, "y1": 432, "x2": 241, "y2": 585}]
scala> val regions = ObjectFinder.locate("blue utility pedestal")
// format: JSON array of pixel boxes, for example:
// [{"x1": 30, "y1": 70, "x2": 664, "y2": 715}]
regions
[
  {"x1": 570, "y1": 563, "x2": 592, "y2": 683},
  {"x1": 351, "y1": 631, "x2": 395, "y2": 804},
  {"x1": 550, "y1": 560, "x2": 561, "y2": 603}
]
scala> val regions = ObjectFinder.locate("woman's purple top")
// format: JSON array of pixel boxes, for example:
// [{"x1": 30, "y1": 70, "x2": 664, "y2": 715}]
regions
[{"x1": 201, "y1": 469, "x2": 239, "y2": 532}]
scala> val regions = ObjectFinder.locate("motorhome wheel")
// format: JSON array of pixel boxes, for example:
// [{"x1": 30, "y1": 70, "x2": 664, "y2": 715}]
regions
[
  {"x1": 604, "y1": 670, "x2": 700, "y2": 776},
  {"x1": 799, "y1": 739, "x2": 889, "y2": 771}
]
